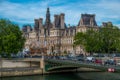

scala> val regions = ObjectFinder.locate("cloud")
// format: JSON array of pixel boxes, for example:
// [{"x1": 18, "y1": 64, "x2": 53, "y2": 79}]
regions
[
  {"x1": 0, "y1": 1, "x2": 47, "y2": 25},
  {"x1": 0, "y1": 0, "x2": 120, "y2": 28}
]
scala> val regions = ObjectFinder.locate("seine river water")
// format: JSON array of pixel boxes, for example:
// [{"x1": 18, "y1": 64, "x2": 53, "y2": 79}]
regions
[{"x1": 2, "y1": 72, "x2": 120, "y2": 80}]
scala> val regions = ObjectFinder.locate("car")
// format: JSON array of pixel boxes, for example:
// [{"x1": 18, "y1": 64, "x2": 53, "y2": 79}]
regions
[
  {"x1": 95, "y1": 59, "x2": 102, "y2": 64},
  {"x1": 86, "y1": 56, "x2": 95, "y2": 62},
  {"x1": 111, "y1": 53, "x2": 120, "y2": 57},
  {"x1": 116, "y1": 62, "x2": 120, "y2": 65},
  {"x1": 76, "y1": 56, "x2": 84, "y2": 61},
  {"x1": 59, "y1": 56, "x2": 67, "y2": 60},
  {"x1": 104, "y1": 59, "x2": 116, "y2": 65}
]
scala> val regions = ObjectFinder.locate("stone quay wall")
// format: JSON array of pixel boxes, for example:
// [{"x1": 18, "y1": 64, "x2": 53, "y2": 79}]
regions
[
  {"x1": 0, "y1": 58, "x2": 45, "y2": 77},
  {"x1": 0, "y1": 68, "x2": 43, "y2": 77}
]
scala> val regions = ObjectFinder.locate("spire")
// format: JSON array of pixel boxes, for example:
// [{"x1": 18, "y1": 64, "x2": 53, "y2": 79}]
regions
[
  {"x1": 47, "y1": 7, "x2": 50, "y2": 14},
  {"x1": 45, "y1": 7, "x2": 51, "y2": 28}
]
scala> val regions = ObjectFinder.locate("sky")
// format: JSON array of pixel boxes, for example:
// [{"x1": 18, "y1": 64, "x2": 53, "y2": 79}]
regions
[{"x1": 0, "y1": 0, "x2": 120, "y2": 28}]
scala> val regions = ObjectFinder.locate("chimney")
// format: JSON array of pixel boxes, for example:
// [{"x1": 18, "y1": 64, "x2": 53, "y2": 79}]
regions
[
  {"x1": 60, "y1": 13, "x2": 65, "y2": 29},
  {"x1": 78, "y1": 14, "x2": 84, "y2": 26},
  {"x1": 53, "y1": 14, "x2": 59, "y2": 28},
  {"x1": 90, "y1": 17, "x2": 94, "y2": 27},
  {"x1": 34, "y1": 19, "x2": 39, "y2": 31},
  {"x1": 38, "y1": 18, "x2": 43, "y2": 29},
  {"x1": 27, "y1": 25, "x2": 31, "y2": 32}
]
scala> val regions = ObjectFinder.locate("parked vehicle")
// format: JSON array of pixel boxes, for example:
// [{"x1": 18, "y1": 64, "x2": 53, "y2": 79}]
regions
[
  {"x1": 116, "y1": 62, "x2": 120, "y2": 66},
  {"x1": 76, "y1": 55, "x2": 85, "y2": 61},
  {"x1": 76, "y1": 56, "x2": 84, "y2": 61},
  {"x1": 59, "y1": 56, "x2": 67, "y2": 60},
  {"x1": 104, "y1": 59, "x2": 116, "y2": 65},
  {"x1": 86, "y1": 56, "x2": 95, "y2": 62},
  {"x1": 111, "y1": 53, "x2": 120, "y2": 57},
  {"x1": 95, "y1": 59, "x2": 102, "y2": 64}
]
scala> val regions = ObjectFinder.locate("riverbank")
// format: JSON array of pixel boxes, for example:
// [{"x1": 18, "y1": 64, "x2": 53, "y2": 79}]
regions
[
  {"x1": 0, "y1": 67, "x2": 102, "y2": 77},
  {"x1": 0, "y1": 58, "x2": 118, "y2": 77},
  {"x1": 2, "y1": 71, "x2": 120, "y2": 80},
  {"x1": 0, "y1": 58, "x2": 44, "y2": 77},
  {"x1": 0, "y1": 68, "x2": 43, "y2": 77}
]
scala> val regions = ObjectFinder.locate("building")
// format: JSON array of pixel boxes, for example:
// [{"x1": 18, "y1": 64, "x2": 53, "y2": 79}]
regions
[
  {"x1": 102, "y1": 21, "x2": 113, "y2": 27},
  {"x1": 22, "y1": 7, "x2": 98, "y2": 55}
]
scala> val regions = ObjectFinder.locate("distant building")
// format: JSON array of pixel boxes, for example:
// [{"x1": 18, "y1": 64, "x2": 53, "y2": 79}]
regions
[
  {"x1": 22, "y1": 7, "x2": 98, "y2": 55},
  {"x1": 102, "y1": 22, "x2": 113, "y2": 27}
]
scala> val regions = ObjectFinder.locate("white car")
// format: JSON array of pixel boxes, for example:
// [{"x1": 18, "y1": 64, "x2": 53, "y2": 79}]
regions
[{"x1": 86, "y1": 56, "x2": 95, "y2": 62}]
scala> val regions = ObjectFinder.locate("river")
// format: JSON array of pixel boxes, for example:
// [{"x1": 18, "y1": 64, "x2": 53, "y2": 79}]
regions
[{"x1": 2, "y1": 72, "x2": 120, "y2": 80}]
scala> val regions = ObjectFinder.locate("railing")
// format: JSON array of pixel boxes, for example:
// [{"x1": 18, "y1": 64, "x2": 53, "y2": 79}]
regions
[{"x1": 45, "y1": 59, "x2": 120, "y2": 72}]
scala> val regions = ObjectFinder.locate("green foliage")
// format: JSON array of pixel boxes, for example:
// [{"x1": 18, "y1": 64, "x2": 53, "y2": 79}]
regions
[
  {"x1": 74, "y1": 25, "x2": 120, "y2": 54},
  {"x1": 64, "y1": 50, "x2": 67, "y2": 54},
  {"x1": 0, "y1": 19, "x2": 25, "y2": 57},
  {"x1": 73, "y1": 32, "x2": 85, "y2": 46},
  {"x1": 99, "y1": 26, "x2": 120, "y2": 53}
]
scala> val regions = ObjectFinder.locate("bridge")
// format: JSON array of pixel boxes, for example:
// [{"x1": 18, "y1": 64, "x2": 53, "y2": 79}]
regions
[
  {"x1": 44, "y1": 59, "x2": 119, "y2": 72},
  {"x1": 1, "y1": 58, "x2": 120, "y2": 73}
]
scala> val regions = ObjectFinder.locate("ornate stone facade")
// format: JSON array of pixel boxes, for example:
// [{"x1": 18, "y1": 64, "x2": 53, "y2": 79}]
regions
[{"x1": 22, "y1": 8, "x2": 98, "y2": 55}]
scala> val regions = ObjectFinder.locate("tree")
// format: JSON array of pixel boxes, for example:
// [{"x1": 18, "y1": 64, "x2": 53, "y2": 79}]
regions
[
  {"x1": 0, "y1": 19, "x2": 25, "y2": 57},
  {"x1": 74, "y1": 29, "x2": 101, "y2": 54},
  {"x1": 73, "y1": 32, "x2": 86, "y2": 46},
  {"x1": 84, "y1": 29, "x2": 96, "y2": 53},
  {"x1": 63, "y1": 50, "x2": 67, "y2": 55},
  {"x1": 99, "y1": 25, "x2": 120, "y2": 53},
  {"x1": 74, "y1": 25, "x2": 120, "y2": 54}
]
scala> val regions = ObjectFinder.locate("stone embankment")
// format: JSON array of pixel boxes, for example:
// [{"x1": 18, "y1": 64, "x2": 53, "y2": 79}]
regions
[
  {"x1": 0, "y1": 68, "x2": 43, "y2": 77},
  {"x1": 0, "y1": 58, "x2": 45, "y2": 77}
]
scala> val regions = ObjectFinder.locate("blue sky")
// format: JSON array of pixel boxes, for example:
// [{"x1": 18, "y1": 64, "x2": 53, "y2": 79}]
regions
[{"x1": 0, "y1": 0, "x2": 120, "y2": 28}]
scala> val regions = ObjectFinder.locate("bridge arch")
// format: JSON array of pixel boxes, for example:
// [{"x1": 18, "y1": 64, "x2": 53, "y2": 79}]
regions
[{"x1": 45, "y1": 59, "x2": 107, "y2": 72}]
